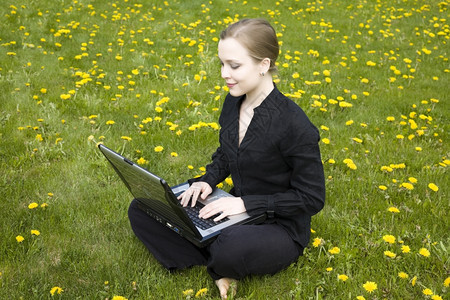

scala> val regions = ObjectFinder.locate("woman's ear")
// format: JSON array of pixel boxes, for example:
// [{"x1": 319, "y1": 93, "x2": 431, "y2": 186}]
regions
[{"x1": 260, "y1": 58, "x2": 271, "y2": 74}]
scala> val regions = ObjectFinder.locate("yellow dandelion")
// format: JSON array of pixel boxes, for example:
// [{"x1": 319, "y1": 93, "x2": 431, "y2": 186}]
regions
[
  {"x1": 154, "y1": 146, "x2": 164, "y2": 152},
  {"x1": 401, "y1": 182, "x2": 414, "y2": 190},
  {"x1": 428, "y1": 183, "x2": 439, "y2": 192},
  {"x1": 382, "y1": 235, "x2": 396, "y2": 244},
  {"x1": 441, "y1": 277, "x2": 450, "y2": 288},
  {"x1": 28, "y1": 202, "x2": 39, "y2": 209},
  {"x1": 401, "y1": 245, "x2": 411, "y2": 253},
  {"x1": 182, "y1": 289, "x2": 194, "y2": 297},
  {"x1": 398, "y1": 272, "x2": 409, "y2": 279},
  {"x1": 312, "y1": 237, "x2": 323, "y2": 247},
  {"x1": 362, "y1": 281, "x2": 377, "y2": 293},
  {"x1": 195, "y1": 288, "x2": 208, "y2": 298},
  {"x1": 328, "y1": 247, "x2": 340, "y2": 254},
  {"x1": 31, "y1": 230, "x2": 40, "y2": 236},
  {"x1": 384, "y1": 250, "x2": 396, "y2": 258},
  {"x1": 338, "y1": 274, "x2": 348, "y2": 281},
  {"x1": 50, "y1": 286, "x2": 63, "y2": 296},
  {"x1": 136, "y1": 157, "x2": 147, "y2": 165},
  {"x1": 422, "y1": 288, "x2": 433, "y2": 296},
  {"x1": 388, "y1": 207, "x2": 400, "y2": 213},
  {"x1": 419, "y1": 248, "x2": 430, "y2": 257},
  {"x1": 16, "y1": 235, "x2": 25, "y2": 243}
]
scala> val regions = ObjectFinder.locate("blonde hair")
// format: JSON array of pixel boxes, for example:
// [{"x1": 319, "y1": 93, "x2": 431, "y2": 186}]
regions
[{"x1": 220, "y1": 19, "x2": 279, "y2": 73}]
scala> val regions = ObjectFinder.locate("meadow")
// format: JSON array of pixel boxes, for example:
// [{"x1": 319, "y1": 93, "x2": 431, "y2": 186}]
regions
[{"x1": 0, "y1": 0, "x2": 448, "y2": 299}]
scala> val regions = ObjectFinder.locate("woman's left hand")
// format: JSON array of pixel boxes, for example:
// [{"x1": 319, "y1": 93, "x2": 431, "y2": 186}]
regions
[{"x1": 199, "y1": 197, "x2": 246, "y2": 222}]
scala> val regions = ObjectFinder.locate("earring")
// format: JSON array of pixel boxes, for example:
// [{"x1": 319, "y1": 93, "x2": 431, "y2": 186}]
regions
[{"x1": 261, "y1": 72, "x2": 265, "y2": 76}]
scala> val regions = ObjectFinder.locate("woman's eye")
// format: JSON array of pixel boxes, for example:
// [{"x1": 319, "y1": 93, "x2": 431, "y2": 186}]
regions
[{"x1": 230, "y1": 64, "x2": 240, "y2": 69}]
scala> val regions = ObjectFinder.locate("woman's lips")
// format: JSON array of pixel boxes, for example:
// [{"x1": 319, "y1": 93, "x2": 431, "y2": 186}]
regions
[{"x1": 227, "y1": 83, "x2": 236, "y2": 88}]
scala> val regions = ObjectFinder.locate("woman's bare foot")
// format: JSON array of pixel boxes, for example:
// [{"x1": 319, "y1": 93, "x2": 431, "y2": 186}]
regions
[{"x1": 215, "y1": 278, "x2": 237, "y2": 299}]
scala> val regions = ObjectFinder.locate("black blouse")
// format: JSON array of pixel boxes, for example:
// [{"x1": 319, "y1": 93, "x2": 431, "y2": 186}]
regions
[{"x1": 193, "y1": 86, "x2": 325, "y2": 248}]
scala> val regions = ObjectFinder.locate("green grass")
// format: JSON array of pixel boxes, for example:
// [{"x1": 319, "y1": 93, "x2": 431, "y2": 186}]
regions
[{"x1": 1, "y1": 0, "x2": 448, "y2": 299}]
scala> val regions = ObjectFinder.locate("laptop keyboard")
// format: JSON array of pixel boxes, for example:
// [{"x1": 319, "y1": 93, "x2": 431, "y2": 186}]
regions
[{"x1": 184, "y1": 203, "x2": 229, "y2": 230}]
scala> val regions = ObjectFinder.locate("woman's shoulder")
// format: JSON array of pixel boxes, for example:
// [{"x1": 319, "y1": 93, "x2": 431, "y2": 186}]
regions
[
  {"x1": 269, "y1": 88, "x2": 309, "y2": 120},
  {"x1": 271, "y1": 89, "x2": 319, "y2": 139}
]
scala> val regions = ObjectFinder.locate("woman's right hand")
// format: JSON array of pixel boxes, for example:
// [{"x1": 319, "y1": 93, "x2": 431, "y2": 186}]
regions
[{"x1": 178, "y1": 181, "x2": 213, "y2": 207}]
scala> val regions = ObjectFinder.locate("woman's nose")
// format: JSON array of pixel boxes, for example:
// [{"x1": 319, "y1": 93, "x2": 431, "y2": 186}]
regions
[{"x1": 221, "y1": 66, "x2": 230, "y2": 79}]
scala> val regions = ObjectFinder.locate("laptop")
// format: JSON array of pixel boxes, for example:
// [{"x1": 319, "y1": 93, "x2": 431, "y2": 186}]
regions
[{"x1": 98, "y1": 144, "x2": 266, "y2": 247}]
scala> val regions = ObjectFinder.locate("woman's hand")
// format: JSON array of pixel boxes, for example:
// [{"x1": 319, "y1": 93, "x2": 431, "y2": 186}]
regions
[
  {"x1": 199, "y1": 197, "x2": 246, "y2": 222},
  {"x1": 178, "y1": 181, "x2": 212, "y2": 207}
]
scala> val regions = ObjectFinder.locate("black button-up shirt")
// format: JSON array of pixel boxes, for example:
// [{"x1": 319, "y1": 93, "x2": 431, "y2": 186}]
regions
[{"x1": 193, "y1": 86, "x2": 325, "y2": 248}]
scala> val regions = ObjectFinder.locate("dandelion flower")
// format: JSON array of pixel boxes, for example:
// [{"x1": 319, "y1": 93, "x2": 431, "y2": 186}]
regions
[
  {"x1": 401, "y1": 182, "x2": 414, "y2": 190},
  {"x1": 384, "y1": 250, "x2": 396, "y2": 258},
  {"x1": 422, "y1": 288, "x2": 433, "y2": 296},
  {"x1": 431, "y1": 295, "x2": 443, "y2": 300},
  {"x1": 195, "y1": 288, "x2": 208, "y2": 297},
  {"x1": 31, "y1": 230, "x2": 40, "y2": 236},
  {"x1": 225, "y1": 178, "x2": 233, "y2": 186},
  {"x1": 326, "y1": 267, "x2": 333, "y2": 272},
  {"x1": 328, "y1": 247, "x2": 340, "y2": 254},
  {"x1": 382, "y1": 235, "x2": 396, "y2": 244},
  {"x1": 16, "y1": 235, "x2": 24, "y2": 243},
  {"x1": 428, "y1": 183, "x2": 439, "y2": 192},
  {"x1": 398, "y1": 272, "x2": 409, "y2": 279},
  {"x1": 419, "y1": 248, "x2": 430, "y2": 257},
  {"x1": 182, "y1": 289, "x2": 194, "y2": 297},
  {"x1": 121, "y1": 136, "x2": 132, "y2": 141},
  {"x1": 388, "y1": 207, "x2": 400, "y2": 213},
  {"x1": 362, "y1": 281, "x2": 377, "y2": 293},
  {"x1": 338, "y1": 274, "x2": 348, "y2": 281},
  {"x1": 408, "y1": 177, "x2": 418, "y2": 184},
  {"x1": 136, "y1": 157, "x2": 147, "y2": 165},
  {"x1": 50, "y1": 286, "x2": 63, "y2": 296},
  {"x1": 444, "y1": 276, "x2": 450, "y2": 287},
  {"x1": 312, "y1": 237, "x2": 322, "y2": 247},
  {"x1": 28, "y1": 202, "x2": 39, "y2": 209},
  {"x1": 379, "y1": 185, "x2": 388, "y2": 191},
  {"x1": 356, "y1": 297, "x2": 366, "y2": 300},
  {"x1": 170, "y1": 152, "x2": 178, "y2": 157},
  {"x1": 154, "y1": 146, "x2": 164, "y2": 152},
  {"x1": 401, "y1": 245, "x2": 411, "y2": 253}
]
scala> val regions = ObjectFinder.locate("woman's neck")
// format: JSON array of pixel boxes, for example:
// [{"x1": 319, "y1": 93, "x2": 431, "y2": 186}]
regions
[{"x1": 244, "y1": 78, "x2": 274, "y2": 109}]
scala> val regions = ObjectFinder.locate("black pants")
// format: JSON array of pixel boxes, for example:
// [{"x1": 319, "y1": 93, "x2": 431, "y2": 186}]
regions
[{"x1": 128, "y1": 199, "x2": 302, "y2": 280}]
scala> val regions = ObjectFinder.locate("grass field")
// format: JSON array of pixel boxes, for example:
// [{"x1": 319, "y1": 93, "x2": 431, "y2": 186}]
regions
[{"x1": 0, "y1": 0, "x2": 448, "y2": 299}]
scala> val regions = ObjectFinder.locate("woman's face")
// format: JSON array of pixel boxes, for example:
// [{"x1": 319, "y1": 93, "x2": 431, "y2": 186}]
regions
[{"x1": 218, "y1": 38, "x2": 264, "y2": 98}]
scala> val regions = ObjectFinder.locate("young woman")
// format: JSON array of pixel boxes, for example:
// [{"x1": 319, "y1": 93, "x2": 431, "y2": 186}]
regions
[{"x1": 128, "y1": 18, "x2": 325, "y2": 299}]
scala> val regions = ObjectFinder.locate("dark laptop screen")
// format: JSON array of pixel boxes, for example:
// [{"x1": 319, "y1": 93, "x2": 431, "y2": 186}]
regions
[{"x1": 99, "y1": 145, "x2": 195, "y2": 235}]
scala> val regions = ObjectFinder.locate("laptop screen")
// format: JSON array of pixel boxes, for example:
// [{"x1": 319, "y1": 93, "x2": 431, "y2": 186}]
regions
[{"x1": 99, "y1": 145, "x2": 195, "y2": 235}]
